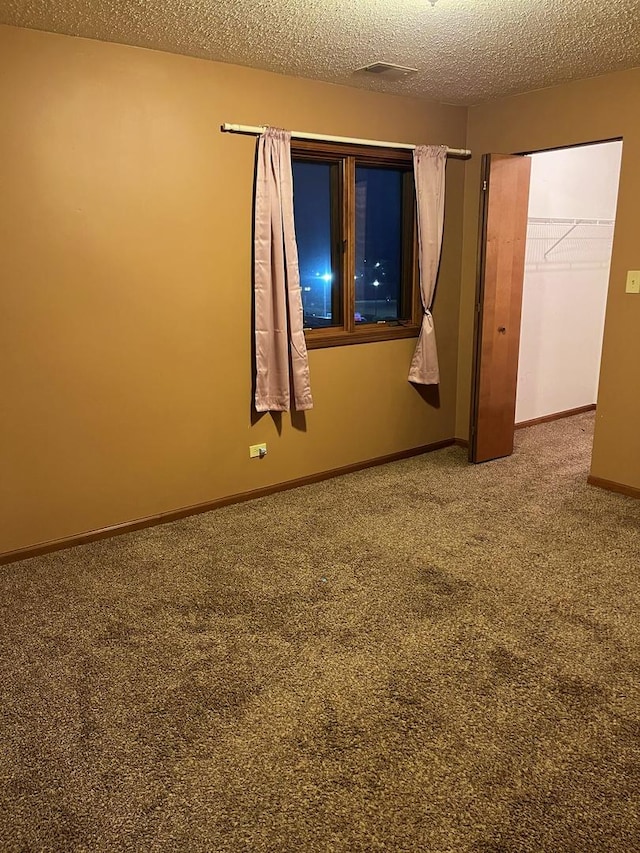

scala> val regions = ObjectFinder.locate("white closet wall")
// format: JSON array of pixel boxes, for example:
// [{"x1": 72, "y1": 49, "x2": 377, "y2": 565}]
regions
[{"x1": 515, "y1": 142, "x2": 623, "y2": 424}]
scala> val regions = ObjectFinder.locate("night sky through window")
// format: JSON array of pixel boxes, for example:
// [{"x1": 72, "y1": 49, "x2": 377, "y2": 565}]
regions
[
  {"x1": 292, "y1": 159, "x2": 404, "y2": 326},
  {"x1": 292, "y1": 161, "x2": 334, "y2": 326},
  {"x1": 355, "y1": 166, "x2": 402, "y2": 322}
]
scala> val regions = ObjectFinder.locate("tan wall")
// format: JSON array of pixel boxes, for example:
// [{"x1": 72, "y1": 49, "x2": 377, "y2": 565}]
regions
[
  {"x1": 0, "y1": 25, "x2": 467, "y2": 554},
  {"x1": 458, "y1": 69, "x2": 640, "y2": 490}
]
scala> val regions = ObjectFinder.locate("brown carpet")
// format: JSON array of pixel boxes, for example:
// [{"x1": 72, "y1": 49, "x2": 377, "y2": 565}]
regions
[{"x1": 1, "y1": 412, "x2": 639, "y2": 852}]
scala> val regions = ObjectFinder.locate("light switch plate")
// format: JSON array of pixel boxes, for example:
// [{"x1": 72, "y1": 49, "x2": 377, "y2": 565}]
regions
[{"x1": 626, "y1": 271, "x2": 640, "y2": 294}]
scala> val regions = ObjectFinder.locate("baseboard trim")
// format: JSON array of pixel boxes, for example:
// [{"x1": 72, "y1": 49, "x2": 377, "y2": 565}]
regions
[
  {"x1": 0, "y1": 438, "x2": 455, "y2": 566},
  {"x1": 587, "y1": 475, "x2": 640, "y2": 500},
  {"x1": 515, "y1": 404, "x2": 596, "y2": 430},
  {"x1": 454, "y1": 438, "x2": 469, "y2": 448}
]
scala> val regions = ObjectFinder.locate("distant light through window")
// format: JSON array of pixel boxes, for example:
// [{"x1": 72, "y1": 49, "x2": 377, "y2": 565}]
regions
[
  {"x1": 291, "y1": 141, "x2": 418, "y2": 348},
  {"x1": 292, "y1": 161, "x2": 336, "y2": 328},
  {"x1": 354, "y1": 167, "x2": 404, "y2": 325}
]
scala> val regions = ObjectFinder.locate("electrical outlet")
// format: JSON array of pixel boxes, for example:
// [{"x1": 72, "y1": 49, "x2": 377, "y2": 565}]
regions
[
  {"x1": 249, "y1": 443, "x2": 267, "y2": 459},
  {"x1": 626, "y1": 271, "x2": 640, "y2": 294}
]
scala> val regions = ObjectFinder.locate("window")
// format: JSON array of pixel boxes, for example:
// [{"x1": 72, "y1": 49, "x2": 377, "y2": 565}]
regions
[{"x1": 292, "y1": 141, "x2": 420, "y2": 348}]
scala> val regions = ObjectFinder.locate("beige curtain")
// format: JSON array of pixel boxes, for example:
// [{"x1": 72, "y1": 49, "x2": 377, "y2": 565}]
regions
[
  {"x1": 408, "y1": 145, "x2": 447, "y2": 385},
  {"x1": 254, "y1": 127, "x2": 313, "y2": 412}
]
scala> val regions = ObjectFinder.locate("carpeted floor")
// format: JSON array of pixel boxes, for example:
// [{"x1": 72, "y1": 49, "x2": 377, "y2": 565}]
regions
[{"x1": 1, "y1": 412, "x2": 639, "y2": 852}]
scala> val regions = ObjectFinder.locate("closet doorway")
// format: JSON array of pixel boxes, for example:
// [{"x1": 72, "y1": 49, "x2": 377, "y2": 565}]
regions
[
  {"x1": 470, "y1": 139, "x2": 623, "y2": 463},
  {"x1": 515, "y1": 140, "x2": 623, "y2": 431}
]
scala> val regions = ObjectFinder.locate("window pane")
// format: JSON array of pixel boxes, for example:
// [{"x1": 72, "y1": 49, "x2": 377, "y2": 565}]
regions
[
  {"x1": 292, "y1": 160, "x2": 338, "y2": 329},
  {"x1": 354, "y1": 166, "x2": 405, "y2": 325}
]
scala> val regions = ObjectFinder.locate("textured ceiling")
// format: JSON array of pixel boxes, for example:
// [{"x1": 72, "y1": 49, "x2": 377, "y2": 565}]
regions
[{"x1": 2, "y1": 0, "x2": 640, "y2": 105}]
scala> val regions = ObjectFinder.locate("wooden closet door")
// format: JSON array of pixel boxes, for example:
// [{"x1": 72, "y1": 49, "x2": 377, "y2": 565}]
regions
[{"x1": 470, "y1": 154, "x2": 531, "y2": 463}]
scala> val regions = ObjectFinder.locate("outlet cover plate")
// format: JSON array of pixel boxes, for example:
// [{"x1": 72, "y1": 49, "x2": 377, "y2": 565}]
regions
[
  {"x1": 626, "y1": 271, "x2": 640, "y2": 294},
  {"x1": 249, "y1": 443, "x2": 267, "y2": 459}
]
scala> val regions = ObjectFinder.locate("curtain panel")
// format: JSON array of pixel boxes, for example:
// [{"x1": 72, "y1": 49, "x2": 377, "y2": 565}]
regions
[
  {"x1": 408, "y1": 145, "x2": 447, "y2": 385},
  {"x1": 254, "y1": 128, "x2": 313, "y2": 412}
]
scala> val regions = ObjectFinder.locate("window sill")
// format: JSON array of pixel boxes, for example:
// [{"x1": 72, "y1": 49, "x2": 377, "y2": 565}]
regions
[{"x1": 305, "y1": 324, "x2": 420, "y2": 349}]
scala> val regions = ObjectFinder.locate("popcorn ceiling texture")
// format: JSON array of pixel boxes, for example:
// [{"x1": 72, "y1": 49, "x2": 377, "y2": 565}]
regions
[{"x1": 1, "y1": 0, "x2": 639, "y2": 105}]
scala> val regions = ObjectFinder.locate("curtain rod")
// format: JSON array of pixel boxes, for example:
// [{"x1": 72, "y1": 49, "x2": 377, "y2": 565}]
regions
[{"x1": 221, "y1": 123, "x2": 471, "y2": 159}]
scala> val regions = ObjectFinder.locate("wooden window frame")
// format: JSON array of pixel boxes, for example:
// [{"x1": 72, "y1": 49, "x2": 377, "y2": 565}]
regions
[{"x1": 292, "y1": 140, "x2": 421, "y2": 349}]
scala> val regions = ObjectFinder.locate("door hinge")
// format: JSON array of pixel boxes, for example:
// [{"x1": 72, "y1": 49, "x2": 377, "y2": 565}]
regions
[{"x1": 482, "y1": 180, "x2": 488, "y2": 191}]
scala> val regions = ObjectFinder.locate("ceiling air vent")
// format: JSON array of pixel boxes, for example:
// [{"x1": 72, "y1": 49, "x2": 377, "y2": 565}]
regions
[{"x1": 357, "y1": 62, "x2": 418, "y2": 82}]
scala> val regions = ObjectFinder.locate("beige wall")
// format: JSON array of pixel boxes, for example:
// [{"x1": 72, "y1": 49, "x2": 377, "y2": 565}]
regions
[
  {"x1": 0, "y1": 25, "x2": 467, "y2": 554},
  {"x1": 458, "y1": 69, "x2": 640, "y2": 491}
]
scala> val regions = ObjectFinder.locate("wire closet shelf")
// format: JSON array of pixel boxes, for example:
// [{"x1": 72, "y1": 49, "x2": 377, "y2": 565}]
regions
[{"x1": 525, "y1": 217, "x2": 615, "y2": 270}]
